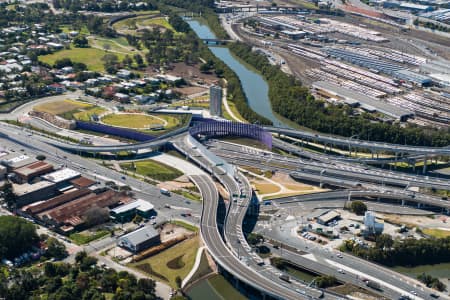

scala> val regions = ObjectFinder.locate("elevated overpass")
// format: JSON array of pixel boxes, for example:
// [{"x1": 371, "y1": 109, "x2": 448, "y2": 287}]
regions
[{"x1": 267, "y1": 126, "x2": 450, "y2": 156}]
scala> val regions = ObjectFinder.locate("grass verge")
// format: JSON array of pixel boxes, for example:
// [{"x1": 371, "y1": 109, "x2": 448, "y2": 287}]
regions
[
  {"x1": 69, "y1": 230, "x2": 109, "y2": 245},
  {"x1": 120, "y1": 159, "x2": 183, "y2": 181},
  {"x1": 129, "y1": 236, "x2": 199, "y2": 288}
]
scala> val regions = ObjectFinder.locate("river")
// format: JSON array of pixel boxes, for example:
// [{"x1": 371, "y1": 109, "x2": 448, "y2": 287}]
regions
[{"x1": 186, "y1": 19, "x2": 288, "y2": 128}]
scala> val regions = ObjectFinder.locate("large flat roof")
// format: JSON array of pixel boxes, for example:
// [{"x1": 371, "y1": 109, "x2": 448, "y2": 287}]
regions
[
  {"x1": 14, "y1": 181, "x2": 55, "y2": 196},
  {"x1": 42, "y1": 168, "x2": 80, "y2": 183},
  {"x1": 111, "y1": 199, "x2": 154, "y2": 215},
  {"x1": 14, "y1": 161, "x2": 53, "y2": 177},
  {"x1": 120, "y1": 226, "x2": 159, "y2": 246},
  {"x1": 312, "y1": 81, "x2": 414, "y2": 119}
]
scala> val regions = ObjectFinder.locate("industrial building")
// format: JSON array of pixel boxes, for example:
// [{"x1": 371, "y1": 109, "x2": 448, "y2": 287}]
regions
[
  {"x1": 110, "y1": 199, "x2": 155, "y2": 222},
  {"x1": 14, "y1": 181, "x2": 57, "y2": 207},
  {"x1": 42, "y1": 168, "x2": 80, "y2": 184},
  {"x1": 209, "y1": 85, "x2": 222, "y2": 117},
  {"x1": 118, "y1": 226, "x2": 161, "y2": 253},
  {"x1": 38, "y1": 189, "x2": 131, "y2": 229},
  {"x1": 317, "y1": 210, "x2": 341, "y2": 225},
  {"x1": 13, "y1": 161, "x2": 54, "y2": 183},
  {"x1": 0, "y1": 153, "x2": 36, "y2": 170},
  {"x1": 393, "y1": 69, "x2": 433, "y2": 86},
  {"x1": 312, "y1": 81, "x2": 414, "y2": 121}
]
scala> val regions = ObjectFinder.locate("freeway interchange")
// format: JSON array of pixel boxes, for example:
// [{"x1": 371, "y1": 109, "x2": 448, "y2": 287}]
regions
[{"x1": 1, "y1": 113, "x2": 449, "y2": 299}]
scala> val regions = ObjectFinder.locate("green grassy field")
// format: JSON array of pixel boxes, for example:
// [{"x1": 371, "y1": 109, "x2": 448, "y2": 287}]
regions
[
  {"x1": 73, "y1": 106, "x2": 108, "y2": 121},
  {"x1": 130, "y1": 236, "x2": 199, "y2": 288},
  {"x1": 170, "y1": 220, "x2": 198, "y2": 233},
  {"x1": 34, "y1": 99, "x2": 92, "y2": 115},
  {"x1": 69, "y1": 230, "x2": 109, "y2": 245},
  {"x1": 120, "y1": 159, "x2": 183, "y2": 181},
  {"x1": 39, "y1": 48, "x2": 125, "y2": 72},
  {"x1": 138, "y1": 17, "x2": 175, "y2": 31},
  {"x1": 101, "y1": 113, "x2": 165, "y2": 129},
  {"x1": 423, "y1": 228, "x2": 450, "y2": 238},
  {"x1": 208, "y1": 275, "x2": 248, "y2": 300}
]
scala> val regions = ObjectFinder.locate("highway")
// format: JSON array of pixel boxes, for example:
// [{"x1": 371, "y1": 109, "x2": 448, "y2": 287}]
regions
[
  {"x1": 260, "y1": 215, "x2": 436, "y2": 300},
  {"x1": 191, "y1": 174, "x2": 311, "y2": 300},
  {"x1": 176, "y1": 137, "x2": 336, "y2": 299},
  {"x1": 273, "y1": 138, "x2": 430, "y2": 166},
  {"x1": 207, "y1": 141, "x2": 450, "y2": 191},
  {"x1": 267, "y1": 126, "x2": 450, "y2": 155},
  {"x1": 0, "y1": 123, "x2": 202, "y2": 221}
]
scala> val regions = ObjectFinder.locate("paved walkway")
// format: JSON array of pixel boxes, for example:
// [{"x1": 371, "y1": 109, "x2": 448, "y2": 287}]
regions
[{"x1": 221, "y1": 82, "x2": 245, "y2": 123}]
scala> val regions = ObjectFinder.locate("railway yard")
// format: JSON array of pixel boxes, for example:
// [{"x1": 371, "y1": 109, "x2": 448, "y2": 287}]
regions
[{"x1": 234, "y1": 13, "x2": 450, "y2": 129}]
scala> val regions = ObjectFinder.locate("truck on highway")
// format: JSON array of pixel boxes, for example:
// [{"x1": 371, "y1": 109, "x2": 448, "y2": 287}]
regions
[
  {"x1": 365, "y1": 280, "x2": 382, "y2": 291},
  {"x1": 160, "y1": 188, "x2": 171, "y2": 196},
  {"x1": 279, "y1": 274, "x2": 290, "y2": 283}
]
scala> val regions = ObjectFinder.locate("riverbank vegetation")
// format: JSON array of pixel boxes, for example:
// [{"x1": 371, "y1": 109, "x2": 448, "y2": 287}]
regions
[{"x1": 228, "y1": 42, "x2": 450, "y2": 147}]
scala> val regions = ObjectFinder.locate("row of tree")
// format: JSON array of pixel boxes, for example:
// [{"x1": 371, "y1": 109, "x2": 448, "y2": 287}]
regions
[
  {"x1": 228, "y1": 42, "x2": 450, "y2": 147},
  {"x1": 341, "y1": 233, "x2": 450, "y2": 267}
]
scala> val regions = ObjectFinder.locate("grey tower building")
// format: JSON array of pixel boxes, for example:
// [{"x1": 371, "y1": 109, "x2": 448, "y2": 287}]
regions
[{"x1": 209, "y1": 85, "x2": 222, "y2": 116}]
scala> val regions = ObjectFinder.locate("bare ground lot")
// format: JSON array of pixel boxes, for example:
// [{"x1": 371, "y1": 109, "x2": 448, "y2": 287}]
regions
[{"x1": 146, "y1": 62, "x2": 219, "y2": 85}]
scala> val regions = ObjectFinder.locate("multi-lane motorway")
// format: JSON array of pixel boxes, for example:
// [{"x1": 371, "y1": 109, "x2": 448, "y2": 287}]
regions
[{"x1": 267, "y1": 126, "x2": 450, "y2": 156}]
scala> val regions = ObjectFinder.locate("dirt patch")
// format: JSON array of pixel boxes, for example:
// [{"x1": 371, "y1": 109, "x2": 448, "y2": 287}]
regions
[
  {"x1": 160, "y1": 223, "x2": 192, "y2": 243},
  {"x1": 173, "y1": 86, "x2": 208, "y2": 96},
  {"x1": 380, "y1": 213, "x2": 450, "y2": 230},
  {"x1": 146, "y1": 62, "x2": 219, "y2": 85}
]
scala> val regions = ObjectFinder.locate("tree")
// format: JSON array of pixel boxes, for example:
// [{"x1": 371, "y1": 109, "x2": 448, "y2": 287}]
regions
[
  {"x1": 315, "y1": 275, "x2": 337, "y2": 288},
  {"x1": 2, "y1": 182, "x2": 17, "y2": 210},
  {"x1": 122, "y1": 55, "x2": 133, "y2": 68},
  {"x1": 247, "y1": 233, "x2": 264, "y2": 246},
  {"x1": 175, "y1": 276, "x2": 182, "y2": 289},
  {"x1": 101, "y1": 54, "x2": 119, "y2": 74},
  {"x1": 83, "y1": 207, "x2": 110, "y2": 227},
  {"x1": 46, "y1": 237, "x2": 68, "y2": 260},
  {"x1": 36, "y1": 154, "x2": 46, "y2": 161},
  {"x1": 54, "y1": 58, "x2": 73, "y2": 69},
  {"x1": 350, "y1": 201, "x2": 367, "y2": 216},
  {"x1": 133, "y1": 54, "x2": 144, "y2": 67},
  {"x1": 375, "y1": 234, "x2": 394, "y2": 250},
  {"x1": 0, "y1": 216, "x2": 38, "y2": 259},
  {"x1": 75, "y1": 251, "x2": 87, "y2": 264},
  {"x1": 73, "y1": 35, "x2": 89, "y2": 48}
]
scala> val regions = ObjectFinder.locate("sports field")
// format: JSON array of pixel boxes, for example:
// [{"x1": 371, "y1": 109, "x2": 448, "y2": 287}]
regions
[
  {"x1": 39, "y1": 48, "x2": 125, "y2": 72},
  {"x1": 101, "y1": 113, "x2": 166, "y2": 129},
  {"x1": 34, "y1": 99, "x2": 92, "y2": 115}
]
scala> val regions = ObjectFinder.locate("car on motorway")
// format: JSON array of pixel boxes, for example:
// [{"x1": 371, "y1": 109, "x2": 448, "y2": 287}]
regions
[
  {"x1": 337, "y1": 269, "x2": 345, "y2": 274},
  {"x1": 295, "y1": 288, "x2": 306, "y2": 295},
  {"x1": 430, "y1": 293, "x2": 440, "y2": 298},
  {"x1": 279, "y1": 274, "x2": 290, "y2": 282}
]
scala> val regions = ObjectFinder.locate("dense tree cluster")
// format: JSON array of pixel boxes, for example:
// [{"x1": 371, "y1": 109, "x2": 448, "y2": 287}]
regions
[
  {"x1": 349, "y1": 201, "x2": 367, "y2": 216},
  {"x1": 341, "y1": 234, "x2": 450, "y2": 267},
  {"x1": 417, "y1": 273, "x2": 446, "y2": 292},
  {"x1": 228, "y1": 42, "x2": 450, "y2": 147},
  {"x1": 0, "y1": 255, "x2": 158, "y2": 300},
  {"x1": 315, "y1": 275, "x2": 338, "y2": 288},
  {"x1": 0, "y1": 216, "x2": 39, "y2": 259},
  {"x1": 414, "y1": 18, "x2": 450, "y2": 33}
]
